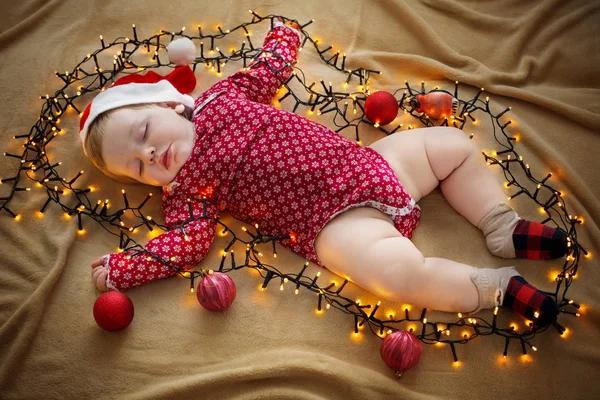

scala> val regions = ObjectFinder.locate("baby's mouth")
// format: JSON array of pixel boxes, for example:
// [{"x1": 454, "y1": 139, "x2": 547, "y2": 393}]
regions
[{"x1": 160, "y1": 144, "x2": 172, "y2": 169}]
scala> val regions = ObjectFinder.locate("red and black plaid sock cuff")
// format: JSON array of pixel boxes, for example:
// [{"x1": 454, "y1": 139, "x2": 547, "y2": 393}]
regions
[
  {"x1": 502, "y1": 275, "x2": 558, "y2": 328},
  {"x1": 512, "y1": 220, "x2": 568, "y2": 260}
]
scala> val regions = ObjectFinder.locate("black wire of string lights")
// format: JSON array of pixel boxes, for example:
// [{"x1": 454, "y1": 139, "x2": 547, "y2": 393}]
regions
[{"x1": 0, "y1": 10, "x2": 589, "y2": 365}]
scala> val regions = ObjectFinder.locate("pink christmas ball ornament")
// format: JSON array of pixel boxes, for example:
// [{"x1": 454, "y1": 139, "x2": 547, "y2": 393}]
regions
[
  {"x1": 380, "y1": 330, "x2": 422, "y2": 377},
  {"x1": 196, "y1": 271, "x2": 237, "y2": 311}
]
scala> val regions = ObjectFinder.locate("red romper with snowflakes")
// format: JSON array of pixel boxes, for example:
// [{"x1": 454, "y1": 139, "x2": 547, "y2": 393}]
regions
[{"x1": 101, "y1": 23, "x2": 421, "y2": 292}]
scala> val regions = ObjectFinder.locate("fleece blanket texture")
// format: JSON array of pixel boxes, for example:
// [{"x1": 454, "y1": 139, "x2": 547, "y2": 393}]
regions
[{"x1": 1, "y1": 0, "x2": 599, "y2": 399}]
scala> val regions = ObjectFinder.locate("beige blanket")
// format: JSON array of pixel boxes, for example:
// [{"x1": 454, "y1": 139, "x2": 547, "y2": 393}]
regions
[{"x1": 1, "y1": 0, "x2": 599, "y2": 398}]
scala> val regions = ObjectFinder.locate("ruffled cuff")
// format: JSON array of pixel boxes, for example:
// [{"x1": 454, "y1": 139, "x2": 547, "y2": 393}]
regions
[
  {"x1": 273, "y1": 20, "x2": 302, "y2": 41},
  {"x1": 100, "y1": 254, "x2": 120, "y2": 292}
]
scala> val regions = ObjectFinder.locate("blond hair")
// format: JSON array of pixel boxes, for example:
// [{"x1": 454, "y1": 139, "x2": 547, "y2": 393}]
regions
[{"x1": 83, "y1": 103, "x2": 191, "y2": 184}]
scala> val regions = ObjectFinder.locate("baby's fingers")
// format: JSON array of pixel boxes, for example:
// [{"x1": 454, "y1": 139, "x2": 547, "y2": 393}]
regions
[
  {"x1": 91, "y1": 257, "x2": 105, "y2": 268},
  {"x1": 92, "y1": 266, "x2": 105, "y2": 281},
  {"x1": 285, "y1": 20, "x2": 300, "y2": 30},
  {"x1": 94, "y1": 270, "x2": 108, "y2": 292}
]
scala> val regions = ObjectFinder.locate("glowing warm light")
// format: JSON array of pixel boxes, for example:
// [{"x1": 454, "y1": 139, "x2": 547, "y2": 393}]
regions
[
  {"x1": 548, "y1": 269, "x2": 562, "y2": 282},
  {"x1": 350, "y1": 331, "x2": 364, "y2": 343},
  {"x1": 147, "y1": 229, "x2": 161, "y2": 240},
  {"x1": 561, "y1": 328, "x2": 570, "y2": 339},
  {"x1": 453, "y1": 361, "x2": 462, "y2": 368},
  {"x1": 519, "y1": 354, "x2": 533, "y2": 364},
  {"x1": 77, "y1": 229, "x2": 86, "y2": 235},
  {"x1": 497, "y1": 354, "x2": 510, "y2": 365}
]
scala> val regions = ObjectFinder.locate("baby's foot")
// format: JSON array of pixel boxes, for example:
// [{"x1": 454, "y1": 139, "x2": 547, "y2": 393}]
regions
[
  {"x1": 511, "y1": 220, "x2": 569, "y2": 260},
  {"x1": 478, "y1": 202, "x2": 569, "y2": 260},
  {"x1": 469, "y1": 267, "x2": 559, "y2": 328},
  {"x1": 91, "y1": 256, "x2": 109, "y2": 292},
  {"x1": 502, "y1": 275, "x2": 559, "y2": 328}
]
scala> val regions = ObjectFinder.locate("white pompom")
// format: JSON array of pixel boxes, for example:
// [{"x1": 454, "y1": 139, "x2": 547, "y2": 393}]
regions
[{"x1": 167, "y1": 38, "x2": 196, "y2": 66}]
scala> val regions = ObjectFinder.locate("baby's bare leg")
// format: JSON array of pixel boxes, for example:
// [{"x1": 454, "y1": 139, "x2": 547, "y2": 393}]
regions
[
  {"x1": 423, "y1": 127, "x2": 507, "y2": 227},
  {"x1": 314, "y1": 207, "x2": 479, "y2": 312},
  {"x1": 369, "y1": 127, "x2": 506, "y2": 227}
]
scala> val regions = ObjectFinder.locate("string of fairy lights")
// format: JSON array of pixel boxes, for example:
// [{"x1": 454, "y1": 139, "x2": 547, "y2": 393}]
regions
[{"x1": 0, "y1": 10, "x2": 590, "y2": 365}]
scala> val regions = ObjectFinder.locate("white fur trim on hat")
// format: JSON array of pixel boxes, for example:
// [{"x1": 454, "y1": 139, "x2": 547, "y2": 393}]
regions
[{"x1": 79, "y1": 80, "x2": 194, "y2": 155}]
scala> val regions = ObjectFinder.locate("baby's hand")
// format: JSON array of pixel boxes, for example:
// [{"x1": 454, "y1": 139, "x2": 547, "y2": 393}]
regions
[
  {"x1": 91, "y1": 256, "x2": 109, "y2": 292},
  {"x1": 275, "y1": 17, "x2": 301, "y2": 32}
]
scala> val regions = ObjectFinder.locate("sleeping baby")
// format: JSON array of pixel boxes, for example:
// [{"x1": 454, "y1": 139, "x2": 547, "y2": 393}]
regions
[{"x1": 85, "y1": 17, "x2": 568, "y2": 328}]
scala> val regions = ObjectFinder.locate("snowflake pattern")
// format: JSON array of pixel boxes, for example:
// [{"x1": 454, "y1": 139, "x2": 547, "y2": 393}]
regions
[{"x1": 103, "y1": 25, "x2": 421, "y2": 292}]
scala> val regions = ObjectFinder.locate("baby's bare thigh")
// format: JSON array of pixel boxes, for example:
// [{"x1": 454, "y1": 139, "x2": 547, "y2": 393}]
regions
[
  {"x1": 367, "y1": 127, "x2": 452, "y2": 202},
  {"x1": 314, "y1": 207, "x2": 405, "y2": 282}
]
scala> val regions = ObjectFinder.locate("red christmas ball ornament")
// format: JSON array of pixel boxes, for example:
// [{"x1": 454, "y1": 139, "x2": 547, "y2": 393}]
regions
[
  {"x1": 409, "y1": 92, "x2": 458, "y2": 120},
  {"x1": 197, "y1": 271, "x2": 237, "y2": 311},
  {"x1": 364, "y1": 91, "x2": 399, "y2": 125},
  {"x1": 93, "y1": 291, "x2": 134, "y2": 331},
  {"x1": 380, "y1": 330, "x2": 422, "y2": 377}
]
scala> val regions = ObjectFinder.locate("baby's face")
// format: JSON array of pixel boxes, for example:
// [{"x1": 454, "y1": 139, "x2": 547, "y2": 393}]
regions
[{"x1": 100, "y1": 103, "x2": 195, "y2": 186}]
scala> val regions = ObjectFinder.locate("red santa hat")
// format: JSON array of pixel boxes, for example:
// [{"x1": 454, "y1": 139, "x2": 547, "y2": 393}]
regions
[{"x1": 79, "y1": 37, "x2": 198, "y2": 155}]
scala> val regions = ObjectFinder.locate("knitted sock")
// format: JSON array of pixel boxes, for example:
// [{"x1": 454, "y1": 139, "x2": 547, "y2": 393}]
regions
[
  {"x1": 503, "y1": 275, "x2": 559, "y2": 328},
  {"x1": 468, "y1": 267, "x2": 559, "y2": 328},
  {"x1": 477, "y1": 202, "x2": 569, "y2": 260},
  {"x1": 468, "y1": 266, "x2": 520, "y2": 314}
]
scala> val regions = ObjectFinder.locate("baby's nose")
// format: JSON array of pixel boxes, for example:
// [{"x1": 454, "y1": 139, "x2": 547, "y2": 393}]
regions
[{"x1": 147, "y1": 149, "x2": 156, "y2": 163}]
